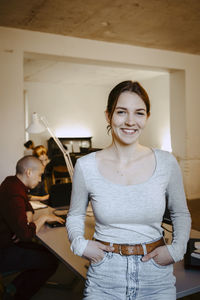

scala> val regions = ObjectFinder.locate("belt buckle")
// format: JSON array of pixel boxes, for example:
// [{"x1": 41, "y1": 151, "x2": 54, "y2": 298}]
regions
[{"x1": 119, "y1": 244, "x2": 123, "y2": 255}]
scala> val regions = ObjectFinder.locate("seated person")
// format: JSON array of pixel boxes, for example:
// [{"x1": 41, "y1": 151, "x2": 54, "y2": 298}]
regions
[
  {"x1": 0, "y1": 156, "x2": 64, "y2": 300},
  {"x1": 24, "y1": 140, "x2": 34, "y2": 156},
  {"x1": 28, "y1": 145, "x2": 50, "y2": 202},
  {"x1": 33, "y1": 145, "x2": 49, "y2": 167}
]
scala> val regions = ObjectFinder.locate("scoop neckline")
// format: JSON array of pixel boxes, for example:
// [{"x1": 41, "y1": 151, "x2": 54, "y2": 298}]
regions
[{"x1": 93, "y1": 148, "x2": 158, "y2": 187}]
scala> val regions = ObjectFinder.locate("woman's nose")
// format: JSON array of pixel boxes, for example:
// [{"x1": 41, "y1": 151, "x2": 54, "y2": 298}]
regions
[{"x1": 125, "y1": 113, "x2": 135, "y2": 126}]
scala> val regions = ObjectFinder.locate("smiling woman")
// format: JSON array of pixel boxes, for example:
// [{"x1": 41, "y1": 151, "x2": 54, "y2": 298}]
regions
[{"x1": 66, "y1": 80, "x2": 191, "y2": 300}]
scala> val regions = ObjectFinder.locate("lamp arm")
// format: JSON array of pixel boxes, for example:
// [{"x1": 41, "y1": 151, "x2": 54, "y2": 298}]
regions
[{"x1": 40, "y1": 117, "x2": 74, "y2": 181}]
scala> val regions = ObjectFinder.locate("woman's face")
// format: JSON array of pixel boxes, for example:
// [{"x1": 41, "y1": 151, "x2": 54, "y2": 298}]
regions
[
  {"x1": 39, "y1": 154, "x2": 49, "y2": 167},
  {"x1": 107, "y1": 91, "x2": 148, "y2": 145}
]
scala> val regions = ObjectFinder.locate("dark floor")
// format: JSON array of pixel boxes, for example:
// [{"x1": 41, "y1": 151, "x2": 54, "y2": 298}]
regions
[
  {"x1": 181, "y1": 293, "x2": 200, "y2": 300},
  {"x1": 2, "y1": 199, "x2": 200, "y2": 299},
  {"x1": 2, "y1": 263, "x2": 85, "y2": 300}
]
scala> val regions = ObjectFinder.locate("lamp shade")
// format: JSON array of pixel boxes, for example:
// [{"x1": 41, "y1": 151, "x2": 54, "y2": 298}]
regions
[
  {"x1": 25, "y1": 112, "x2": 74, "y2": 179},
  {"x1": 26, "y1": 112, "x2": 46, "y2": 133}
]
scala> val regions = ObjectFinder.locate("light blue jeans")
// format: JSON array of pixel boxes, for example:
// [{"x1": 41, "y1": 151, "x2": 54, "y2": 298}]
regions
[{"x1": 83, "y1": 251, "x2": 176, "y2": 300}]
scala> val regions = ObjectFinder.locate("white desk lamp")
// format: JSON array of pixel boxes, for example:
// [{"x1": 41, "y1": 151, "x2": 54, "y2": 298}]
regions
[{"x1": 26, "y1": 112, "x2": 74, "y2": 181}]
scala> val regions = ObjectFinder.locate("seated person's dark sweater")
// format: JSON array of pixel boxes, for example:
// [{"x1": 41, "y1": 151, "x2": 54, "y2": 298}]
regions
[
  {"x1": 0, "y1": 174, "x2": 58, "y2": 300},
  {"x1": 0, "y1": 176, "x2": 36, "y2": 248}
]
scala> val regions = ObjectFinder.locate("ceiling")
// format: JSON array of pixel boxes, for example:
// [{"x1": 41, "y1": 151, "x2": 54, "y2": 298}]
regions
[{"x1": 1, "y1": 0, "x2": 200, "y2": 55}]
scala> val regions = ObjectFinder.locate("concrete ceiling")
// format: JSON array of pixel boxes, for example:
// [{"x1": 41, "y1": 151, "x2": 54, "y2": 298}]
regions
[{"x1": 1, "y1": 0, "x2": 200, "y2": 55}]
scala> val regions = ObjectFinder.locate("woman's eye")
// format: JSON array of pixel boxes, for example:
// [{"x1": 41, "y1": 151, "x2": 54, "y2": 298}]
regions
[
  {"x1": 117, "y1": 110, "x2": 126, "y2": 114},
  {"x1": 137, "y1": 112, "x2": 145, "y2": 116}
]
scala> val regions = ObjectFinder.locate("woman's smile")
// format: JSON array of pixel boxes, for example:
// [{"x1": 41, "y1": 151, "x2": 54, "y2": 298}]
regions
[{"x1": 120, "y1": 128, "x2": 138, "y2": 135}]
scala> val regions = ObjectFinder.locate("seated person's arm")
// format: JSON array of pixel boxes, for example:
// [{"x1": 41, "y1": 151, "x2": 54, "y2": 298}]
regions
[
  {"x1": 26, "y1": 199, "x2": 64, "y2": 234},
  {"x1": 28, "y1": 181, "x2": 49, "y2": 201},
  {"x1": 26, "y1": 210, "x2": 33, "y2": 223},
  {"x1": 28, "y1": 194, "x2": 49, "y2": 201},
  {"x1": 3, "y1": 195, "x2": 36, "y2": 241},
  {"x1": 34, "y1": 214, "x2": 65, "y2": 233}
]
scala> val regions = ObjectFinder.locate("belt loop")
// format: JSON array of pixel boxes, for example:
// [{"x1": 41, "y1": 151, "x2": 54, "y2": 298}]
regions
[
  {"x1": 119, "y1": 244, "x2": 122, "y2": 255},
  {"x1": 142, "y1": 243, "x2": 147, "y2": 255}
]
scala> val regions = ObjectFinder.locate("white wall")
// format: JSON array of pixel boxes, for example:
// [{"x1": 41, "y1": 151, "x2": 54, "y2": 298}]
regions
[
  {"x1": 25, "y1": 82, "x2": 111, "y2": 148},
  {"x1": 0, "y1": 27, "x2": 200, "y2": 199},
  {"x1": 25, "y1": 73, "x2": 170, "y2": 152},
  {"x1": 0, "y1": 49, "x2": 24, "y2": 177}
]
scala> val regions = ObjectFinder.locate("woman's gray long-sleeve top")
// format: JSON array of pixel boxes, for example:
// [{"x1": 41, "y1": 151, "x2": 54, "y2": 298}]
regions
[{"x1": 66, "y1": 149, "x2": 191, "y2": 263}]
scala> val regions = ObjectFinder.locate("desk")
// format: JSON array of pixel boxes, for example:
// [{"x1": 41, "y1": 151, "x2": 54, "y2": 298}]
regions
[
  {"x1": 35, "y1": 207, "x2": 200, "y2": 299},
  {"x1": 35, "y1": 206, "x2": 93, "y2": 279},
  {"x1": 163, "y1": 225, "x2": 200, "y2": 298},
  {"x1": 175, "y1": 261, "x2": 200, "y2": 298}
]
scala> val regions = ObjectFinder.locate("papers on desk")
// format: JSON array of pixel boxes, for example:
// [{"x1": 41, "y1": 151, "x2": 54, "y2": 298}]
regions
[
  {"x1": 194, "y1": 242, "x2": 200, "y2": 249},
  {"x1": 191, "y1": 247, "x2": 200, "y2": 259},
  {"x1": 185, "y1": 238, "x2": 200, "y2": 267},
  {"x1": 30, "y1": 200, "x2": 48, "y2": 210},
  {"x1": 191, "y1": 252, "x2": 200, "y2": 259}
]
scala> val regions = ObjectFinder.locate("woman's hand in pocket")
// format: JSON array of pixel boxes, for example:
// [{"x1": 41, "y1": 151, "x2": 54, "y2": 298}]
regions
[
  {"x1": 142, "y1": 245, "x2": 174, "y2": 266},
  {"x1": 83, "y1": 240, "x2": 114, "y2": 264}
]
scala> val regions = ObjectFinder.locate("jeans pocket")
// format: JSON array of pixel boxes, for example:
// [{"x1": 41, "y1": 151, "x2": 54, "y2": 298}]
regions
[
  {"x1": 151, "y1": 258, "x2": 169, "y2": 269},
  {"x1": 90, "y1": 252, "x2": 108, "y2": 267}
]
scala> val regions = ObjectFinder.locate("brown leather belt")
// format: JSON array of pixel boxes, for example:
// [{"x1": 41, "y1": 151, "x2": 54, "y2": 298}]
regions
[{"x1": 95, "y1": 237, "x2": 165, "y2": 256}]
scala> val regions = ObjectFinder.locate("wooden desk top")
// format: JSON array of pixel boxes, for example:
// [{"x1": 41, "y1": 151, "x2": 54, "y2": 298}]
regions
[{"x1": 35, "y1": 206, "x2": 93, "y2": 279}]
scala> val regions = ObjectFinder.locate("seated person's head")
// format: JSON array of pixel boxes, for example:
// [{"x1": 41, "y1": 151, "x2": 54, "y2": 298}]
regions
[
  {"x1": 24, "y1": 140, "x2": 34, "y2": 150},
  {"x1": 16, "y1": 156, "x2": 44, "y2": 189},
  {"x1": 33, "y1": 145, "x2": 49, "y2": 167}
]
